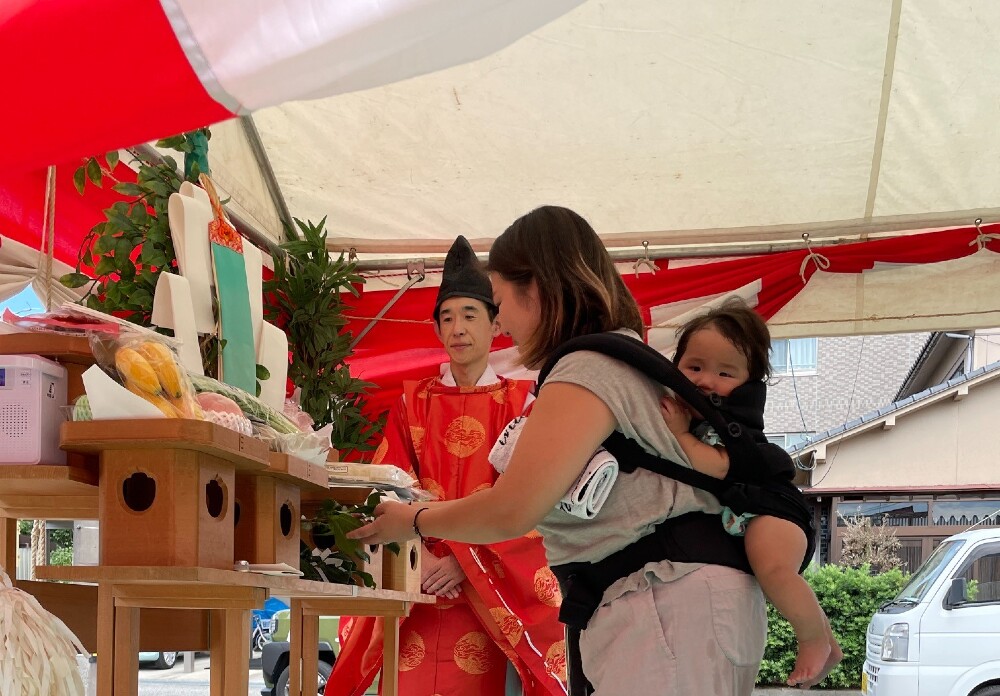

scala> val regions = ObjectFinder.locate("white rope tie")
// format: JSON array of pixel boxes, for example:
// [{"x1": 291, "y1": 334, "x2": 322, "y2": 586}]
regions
[
  {"x1": 632, "y1": 240, "x2": 660, "y2": 277},
  {"x1": 798, "y1": 233, "x2": 830, "y2": 283},
  {"x1": 37, "y1": 166, "x2": 57, "y2": 310},
  {"x1": 30, "y1": 520, "x2": 46, "y2": 580},
  {"x1": 969, "y1": 218, "x2": 1000, "y2": 251}
]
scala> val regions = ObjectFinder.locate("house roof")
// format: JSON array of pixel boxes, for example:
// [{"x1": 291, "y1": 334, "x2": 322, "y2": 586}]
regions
[{"x1": 788, "y1": 359, "x2": 1000, "y2": 461}]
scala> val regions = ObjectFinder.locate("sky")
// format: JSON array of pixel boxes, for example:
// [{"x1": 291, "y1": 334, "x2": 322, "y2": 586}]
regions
[{"x1": 0, "y1": 286, "x2": 45, "y2": 316}]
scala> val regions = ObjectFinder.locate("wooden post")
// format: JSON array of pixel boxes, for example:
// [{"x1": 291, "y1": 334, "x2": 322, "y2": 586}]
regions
[
  {"x1": 289, "y1": 599, "x2": 304, "y2": 696},
  {"x1": 301, "y1": 609, "x2": 320, "y2": 696},
  {"x1": 208, "y1": 609, "x2": 226, "y2": 696},
  {"x1": 382, "y1": 616, "x2": 400, "y2": 696},
  {"x1": 97, "y1": 584, "x2": 115, "y2": 696},
  {"x1": 0, "y1": 517, "x2": 17, "y2": 577},
  {"x1": 223, "y1": 608, "x2": 252, "y2": 696},
  {"x1": 113, "y1": 603, "x2": 140, "y2": 696}
]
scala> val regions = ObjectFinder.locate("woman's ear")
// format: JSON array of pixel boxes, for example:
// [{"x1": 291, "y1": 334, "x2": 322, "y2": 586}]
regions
[{"x1": 491, "y1": 318, "x2": 501, "y2": 338}]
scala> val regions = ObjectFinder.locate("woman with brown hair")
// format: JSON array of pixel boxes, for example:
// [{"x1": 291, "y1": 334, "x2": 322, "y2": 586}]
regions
[{"x1": 349, "y1": 205, "x2": 771, "y2": 695}]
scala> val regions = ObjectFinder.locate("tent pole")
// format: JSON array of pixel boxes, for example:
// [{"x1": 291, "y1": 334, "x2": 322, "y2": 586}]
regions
[
  {"x1": 239, "y1": 116, "x2": 296, "y2": 241},
  {"x1": 350, "y1": 262, "x2": 426, "y2": 349},
  {"x1": 332, "y1": 207, "x2": 1000, "y2": 261}
]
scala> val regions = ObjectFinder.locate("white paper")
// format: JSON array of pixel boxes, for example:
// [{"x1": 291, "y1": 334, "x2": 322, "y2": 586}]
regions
[
  {"x1": 235, "y1": 562, "x2": 303, "y2": 576},
  {"x1": 82, "y1": 365, "x2": 165, "y2": 420}
]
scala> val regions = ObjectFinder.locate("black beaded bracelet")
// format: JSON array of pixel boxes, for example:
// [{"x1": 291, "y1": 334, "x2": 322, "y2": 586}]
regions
[{"x1": 412, "y1": 507, "x2": 430, "y2": 541}]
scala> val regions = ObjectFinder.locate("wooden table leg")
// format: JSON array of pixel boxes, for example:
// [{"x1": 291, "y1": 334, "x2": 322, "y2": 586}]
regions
[
  {"x1": 0, "y1": 517, "x2": 16, "y2": 576},
  {"x1": 301, "y1": 609, "x2": 319, "y2": 696},
  {"x1": 97, "y1": 584, "x2": 115, "y2": 696},
  {"x1": 382, "y1": 616, "x2": 400, "y2": 696},
  {"x1": 113, "y1": 598, "x2": 139, "y2": 696},
  {"x1": 289, "y1": 599, "x2": 304, "y2": 696},
  {"x1": 209, "y1": 609, "x2": 226, "y2": 696},
  {"x1": 223, "y1": 608, "x2": 251, "y2": 696}
]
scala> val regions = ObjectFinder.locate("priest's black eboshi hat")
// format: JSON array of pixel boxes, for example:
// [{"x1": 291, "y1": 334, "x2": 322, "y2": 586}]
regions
[{"x1": 433, "y1": 235, "x2": 495, "y2": 320}]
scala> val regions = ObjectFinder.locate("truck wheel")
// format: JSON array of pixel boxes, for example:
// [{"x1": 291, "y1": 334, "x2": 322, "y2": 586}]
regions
[
  {"x1": 275, "y1": 660, "x2": 332, "y2": 696},
  {"x1": 151, "y1": 652, "x2": 177, "y2": 670},
  {"x1": 972, "y1": 686, "x2": 1000, "y2": 696}
]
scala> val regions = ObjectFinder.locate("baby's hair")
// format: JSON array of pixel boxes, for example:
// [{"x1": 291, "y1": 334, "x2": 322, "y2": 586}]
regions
[{"x1": 673, "y1": 297, "x2": 772, "y2": 382}]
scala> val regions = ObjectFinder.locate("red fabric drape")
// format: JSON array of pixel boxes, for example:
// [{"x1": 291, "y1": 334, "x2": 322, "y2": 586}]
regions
[
  {"x1": 1, "y1": 0, "x2": 231, "y2": 174},
  {"x1": 344, "y1": 224, "x2": 1000, "y2": 421},
  {"x1": 0, "y1": 163, "x2": 138, "y2": 271}
]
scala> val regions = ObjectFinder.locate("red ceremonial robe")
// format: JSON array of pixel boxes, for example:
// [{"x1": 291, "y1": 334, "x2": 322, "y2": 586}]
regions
[{"x1": 326, "y1": 371, "x2": 567, "y2": 696}]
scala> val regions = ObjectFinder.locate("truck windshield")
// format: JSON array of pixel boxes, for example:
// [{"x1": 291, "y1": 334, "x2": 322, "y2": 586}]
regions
[{"x1": 891, "y1": 539, "x2": 966, "y2": 603}]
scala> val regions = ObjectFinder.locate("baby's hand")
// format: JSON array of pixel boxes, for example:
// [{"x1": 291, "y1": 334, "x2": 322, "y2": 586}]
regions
[{"x1": 660, "y1": 395, "x2": 691, "y2": 434}]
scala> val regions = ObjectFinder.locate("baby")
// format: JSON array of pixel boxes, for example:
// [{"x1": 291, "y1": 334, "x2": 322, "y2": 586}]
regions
[{"x1": 660, "y1": 298, "x2": 842, "y2": 688}]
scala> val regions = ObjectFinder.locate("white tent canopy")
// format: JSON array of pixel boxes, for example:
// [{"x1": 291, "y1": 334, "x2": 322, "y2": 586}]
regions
[
  {"x1": 135, "y1": 0, "x2": 1000, "y2": 339},
  {"x1": 206, "y1": 0, "x2": 1000, "y2": 260}
]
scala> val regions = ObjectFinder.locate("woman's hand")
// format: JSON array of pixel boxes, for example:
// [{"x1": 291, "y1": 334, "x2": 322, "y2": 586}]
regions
[{"x1": 346, "y1": 501, "x2": 419, "y2": 544}]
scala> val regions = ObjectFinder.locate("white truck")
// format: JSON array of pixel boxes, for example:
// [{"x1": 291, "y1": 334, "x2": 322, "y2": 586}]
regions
[{"x1": 863, "y1": 527, "x2": 1000, "y2": 696}]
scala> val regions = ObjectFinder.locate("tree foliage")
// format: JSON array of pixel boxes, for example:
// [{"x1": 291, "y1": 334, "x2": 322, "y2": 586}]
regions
[
  {"x1": 839, "y1": 515, "x2": 904, "y2": 574},
  {"x1": 759, "y1": 563, "x2": 908, "y2": 689}
]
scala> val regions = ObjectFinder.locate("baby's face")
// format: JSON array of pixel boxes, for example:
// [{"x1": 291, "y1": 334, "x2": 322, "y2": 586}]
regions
[{"x1": 676, "y1": 326, "x2": 750, "y2": 398}]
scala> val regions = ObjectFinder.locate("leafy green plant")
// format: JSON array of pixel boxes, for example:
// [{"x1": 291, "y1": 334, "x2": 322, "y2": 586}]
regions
[
  {"x1": 60, "y1": 132, "x2": 207, "y2": 327},
  {"x1": 49, "y1": 546, "x2": 74, "y2": 566},
  {"x1": 299, "y1": 541, "x2": 374, "y2": 588},
  {"x1": 49, "y1": 528, "x2": 72, "y2": 549},
  {"x1": 300, "y1": 492, "x2": 399, "y2": 587},
  {"x1": 263, "y1": 217, "x2": 385, "y2": 454},
  {"x1": 758, "y1": 563, "x2": 908, "y2": 689}
]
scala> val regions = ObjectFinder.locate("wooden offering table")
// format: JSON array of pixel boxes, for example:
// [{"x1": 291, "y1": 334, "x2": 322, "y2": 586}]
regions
[
  {"x1": 37, "y1": 565, "x2": 433, "y2": 696},
  {"x1": 37, "y1": 421, "x2": 435, "y2": 696}
]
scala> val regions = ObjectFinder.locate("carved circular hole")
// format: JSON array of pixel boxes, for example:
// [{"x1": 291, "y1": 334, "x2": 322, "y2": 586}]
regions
[
  {"x1": 122, "y1": 472, "x2": 156, "y2": 513},
  {"x1": 205, "y1": 478, "x2": 227, "y2": 519},
  {"x1": 409, "y1": 545, "x2": 418, "y2": 570},
  {"x1": 279, "y1": 502, "x2": 293, "y2": 537},
  {"x1": 369, "y1": 544, "x2": 378, "y2": 554},
  {"x1": 234, "y1": 500, "x2": 242, "y2": 527}
]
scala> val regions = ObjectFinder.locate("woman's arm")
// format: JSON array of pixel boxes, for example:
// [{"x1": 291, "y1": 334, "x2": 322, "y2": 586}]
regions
[{"x1": 348, "y1": 382, "x2": 616, "y2": 545}]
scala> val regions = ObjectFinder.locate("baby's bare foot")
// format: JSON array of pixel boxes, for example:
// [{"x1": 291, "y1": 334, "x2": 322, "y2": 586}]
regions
[
  {"x1": 790, "y1": 636, "x2": 844, "y2": 689},
  {"x1": 786, "y1": 636, "x2": 832, "y2": 688}
]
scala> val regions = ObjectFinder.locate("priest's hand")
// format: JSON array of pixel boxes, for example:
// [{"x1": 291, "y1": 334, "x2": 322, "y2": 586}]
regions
[
  {"x1": 422, "y1": 553, "x2": 465, "y2": 599},
  {"x1": 347, "y1": 501, "x2": 418, "y2": 545}
]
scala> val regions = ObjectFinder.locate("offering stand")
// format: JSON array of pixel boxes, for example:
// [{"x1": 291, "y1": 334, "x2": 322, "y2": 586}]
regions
[
  {"x1": 37, "y1": 564, "x2": 431, "y2": 696},
  {"x1": 31, "y1": 422, "x2": 432, "y2": 696},
  {"x1": 0, "y1": 334, "x2": 434, "y2": 695}
]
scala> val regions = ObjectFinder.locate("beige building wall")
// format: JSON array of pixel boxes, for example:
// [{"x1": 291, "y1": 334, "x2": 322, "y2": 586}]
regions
[
  {"x1": 973, "y1": 329, "x2": 1000, "y2": 370},
  {"x1": 809, "y1": 377, "x2": 1000, "y2": 491}
]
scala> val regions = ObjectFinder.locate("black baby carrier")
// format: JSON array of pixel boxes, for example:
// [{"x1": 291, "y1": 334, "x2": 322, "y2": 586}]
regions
[{"x1": 536, "y1": 332, "x2": 815, "y2": 695}]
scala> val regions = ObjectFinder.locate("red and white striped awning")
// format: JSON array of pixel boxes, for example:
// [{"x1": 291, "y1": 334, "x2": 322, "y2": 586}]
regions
[{"x1": 1, "y1": 0, "x2": 582, "y2": 174}]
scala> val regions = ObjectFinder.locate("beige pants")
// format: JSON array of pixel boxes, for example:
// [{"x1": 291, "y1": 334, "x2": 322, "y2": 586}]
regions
[{"x1": 578, "y1": 565, "x2": 766, "y2": 695}]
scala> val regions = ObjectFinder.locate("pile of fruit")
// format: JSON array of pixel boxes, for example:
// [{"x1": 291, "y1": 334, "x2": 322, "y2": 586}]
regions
[{"x1": 113, "y1": 339, "x2": 202, "y2": 419}]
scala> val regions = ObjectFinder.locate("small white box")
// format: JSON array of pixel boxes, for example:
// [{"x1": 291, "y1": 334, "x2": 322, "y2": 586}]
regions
[{"x1": 0, "y1": 354, "x2": 67, "y2": 465}]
